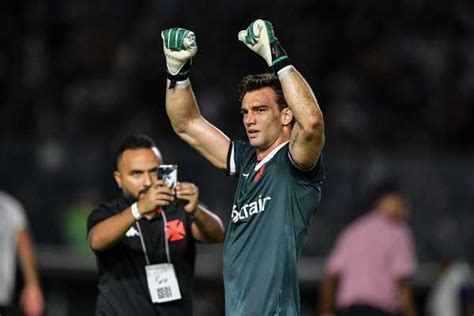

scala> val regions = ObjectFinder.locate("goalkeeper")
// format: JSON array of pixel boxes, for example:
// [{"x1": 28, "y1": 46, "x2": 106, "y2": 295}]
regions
[{"x1": 161, "y1": 20, "x2": 325, "y2": 315}]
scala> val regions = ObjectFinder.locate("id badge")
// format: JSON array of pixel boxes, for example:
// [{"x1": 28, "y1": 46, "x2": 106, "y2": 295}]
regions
[{"x1": 145, "y1": 263, "x2": 182, "y2": 303}]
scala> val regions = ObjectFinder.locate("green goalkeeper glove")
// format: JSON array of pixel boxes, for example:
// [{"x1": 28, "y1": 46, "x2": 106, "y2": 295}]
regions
[
  {"x1": 161, "y1": 27, "x2": 197, "y2": 86},
  {"x1": 238, "y1": 19, "x2": 291, "y2": 73}
]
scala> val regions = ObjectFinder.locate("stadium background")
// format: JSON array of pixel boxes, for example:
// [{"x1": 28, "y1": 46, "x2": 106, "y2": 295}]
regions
[{"x1": 1, "y1": 0, "x2": 473, "y2": 314}]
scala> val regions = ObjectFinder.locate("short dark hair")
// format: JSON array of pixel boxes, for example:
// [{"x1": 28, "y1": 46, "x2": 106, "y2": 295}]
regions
[
  {"x1": 369, "y1": 181, "x2": 404, "y2": 207},
  {"x1": 116, "y1": 134, "x2": 157, "y2": 164},
  {"x1": 238, "y1": 73, "x2": 287, "y2": 110}
]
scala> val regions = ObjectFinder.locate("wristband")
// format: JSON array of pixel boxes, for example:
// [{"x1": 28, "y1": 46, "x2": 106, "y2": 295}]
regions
[
  {"x1": 167, "y1": 60, "x2": 191, "y2": 89},
  {"x1": 166, "y1": 78, "x2": 191, "y2": 89},
  {"x1": 277, "y1": 65, "x2": 294, "y2": 79},
  {"x1": 131, "y1": 202, "x2": 142, "y2": 220}
]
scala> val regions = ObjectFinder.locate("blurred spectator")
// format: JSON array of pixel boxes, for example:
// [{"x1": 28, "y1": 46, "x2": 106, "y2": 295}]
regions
[
  {"x1": 1, "y1": 0, "x2": 473, "y2": 264},
  {"x1": 0, "y1": 190, "x2": 44, "y2": 316},
  {"x1": 425, "y1": 258, "x2": 472, "y2": 316},
  {"x1": 319, "y1": 182, "x2": 417, "y2": 316}
]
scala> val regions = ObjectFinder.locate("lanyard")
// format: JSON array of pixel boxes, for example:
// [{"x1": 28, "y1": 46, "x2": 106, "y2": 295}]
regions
[{"x1": 136, "y1": 209, "x2": 171, "y2": 266}]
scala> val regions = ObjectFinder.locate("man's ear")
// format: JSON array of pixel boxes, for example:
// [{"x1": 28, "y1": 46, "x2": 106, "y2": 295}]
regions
[
  {"x1": 281, "y1": 107, "x2": 293, "y2": 126},
  {"x1": 114, "y1": 171, "x2": 122, "y2": 188}
]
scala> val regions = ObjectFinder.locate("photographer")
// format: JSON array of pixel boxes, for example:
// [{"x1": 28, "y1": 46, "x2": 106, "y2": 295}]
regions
[{"x1": 87, "y1": 134, "x2": 225, "y2": 316}]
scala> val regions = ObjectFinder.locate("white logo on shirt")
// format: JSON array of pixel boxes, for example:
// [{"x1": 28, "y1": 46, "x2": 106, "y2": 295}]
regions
[
  {"x1": 242, "y1": 173, "x2": 249, "y2": 178},
  {"x1": 231, "y1": 195, "x2": 271, "y2": 223},
  {"x1": 126, "y1": 226, "x2": 140, "y2": 237}
]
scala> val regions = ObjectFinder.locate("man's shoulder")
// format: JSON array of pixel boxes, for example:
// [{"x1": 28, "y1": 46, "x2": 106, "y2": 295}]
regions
[
  {"x1": 91, "y1": 197, "x2": 124, "y2": 215},
  {"x1": 341, "y1": 213, "x2": 375, "y2": 236},
  {"x1": 87, "y1": 197, "x2": 126, "y2": 231},
  {"x1": 278, "y1": 144, "x2": 325, "y2": 182},
  {"x1": 0, "y1": 190, "x2": 23, "y2": 211},
  {"x1": 0, "y1": 190, "x2": 27, "y2": 228}
]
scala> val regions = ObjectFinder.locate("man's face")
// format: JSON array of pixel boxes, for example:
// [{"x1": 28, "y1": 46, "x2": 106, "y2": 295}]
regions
[
  {"x1": 241, "y1": 87, "x2": 289, "y2": 150},
  {"x1": 114, "y1": 148, "x2": 161, "y2": 200},
  {"x1": 379, "y1": 193, "x2": 409, "y2": 222}
]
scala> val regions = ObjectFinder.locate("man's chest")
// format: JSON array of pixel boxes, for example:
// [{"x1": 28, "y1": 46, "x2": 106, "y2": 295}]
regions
[{"x1": 122, "y1": 216, "x2": 190, "y2": 259}]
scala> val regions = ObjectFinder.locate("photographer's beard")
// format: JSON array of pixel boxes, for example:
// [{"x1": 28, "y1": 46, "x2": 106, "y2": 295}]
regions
[{"x1": 123, "y1": 185, "x2": 151, "y2": 201}]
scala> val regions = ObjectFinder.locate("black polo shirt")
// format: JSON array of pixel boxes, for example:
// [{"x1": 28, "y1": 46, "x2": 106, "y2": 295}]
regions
[{"x1": 87, "y1": 196, "x2": 196, "y2": 316}]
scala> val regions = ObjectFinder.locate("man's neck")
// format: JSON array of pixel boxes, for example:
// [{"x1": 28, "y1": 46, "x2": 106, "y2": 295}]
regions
[{"x1": 256, "y1": 135, "x2": 290, "y2": 161}]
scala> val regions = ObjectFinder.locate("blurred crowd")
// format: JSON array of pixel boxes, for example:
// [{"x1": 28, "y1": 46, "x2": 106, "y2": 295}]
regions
[
  {"x1": 0, "y1": 0, "x2": 473, "y2": 260},
  {"x1": 1, "y1": 1, "x2": 473, "y2": 315}
]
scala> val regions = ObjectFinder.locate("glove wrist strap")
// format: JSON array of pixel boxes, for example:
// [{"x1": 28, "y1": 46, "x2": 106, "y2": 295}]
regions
[
  {"x1": 167, "y1": 60, "x2": 191, "y2": 89},
  {"x1": 270, "y1": 41, "x2": 291, "y2": 74}
]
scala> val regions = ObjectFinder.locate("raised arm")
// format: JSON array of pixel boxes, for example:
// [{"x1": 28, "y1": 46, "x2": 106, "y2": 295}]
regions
[
  {"x1": 162, "y1": 28, "x2": 230, "y2": 170},
  {"x1": 281, "y1": 68, "x2": 325, "y2": 169},
  {"x1": 238, "y1": 20, "x2": 325, "y2": 169}
]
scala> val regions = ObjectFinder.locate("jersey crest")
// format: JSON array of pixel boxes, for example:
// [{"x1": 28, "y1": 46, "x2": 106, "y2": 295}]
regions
[{"x1": 166, "y1": 219, "x2": 186, "y2": 241}]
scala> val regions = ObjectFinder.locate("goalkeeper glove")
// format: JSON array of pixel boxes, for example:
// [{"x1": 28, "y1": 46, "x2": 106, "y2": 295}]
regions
[
  {"x1": 161, "y1": 27, "x2": 197, "y2": 87},
  {"x1": 238, "y1": 19, "x2": 291, "y2": 73}
]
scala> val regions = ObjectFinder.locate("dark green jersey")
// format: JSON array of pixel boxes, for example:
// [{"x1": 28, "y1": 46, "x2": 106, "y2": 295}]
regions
[{"x1": 224, "y1": 141, "x2": 324, "y2": 316}]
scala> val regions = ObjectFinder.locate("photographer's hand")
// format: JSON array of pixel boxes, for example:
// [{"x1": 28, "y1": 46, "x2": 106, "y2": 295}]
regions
[
  {"x1": 89, "y1": 180, "x2": 175, "y2": 251},
  {"x1": 176, "y1": 182, "x2": 225, "y2": 243},
  {"x1": 137, "y1": 180, "x2": 175, "y2": 217},
  {"x1": 176, "y1": 182, "x2": 199, "y2": 215}
]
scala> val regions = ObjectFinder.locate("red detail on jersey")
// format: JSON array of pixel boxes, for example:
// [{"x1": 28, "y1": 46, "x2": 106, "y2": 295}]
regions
[
  {"x1": 253, "y1": 163, "x2": 266, "y2": 183},
  {"x1": 166, "y1": 219, "x2": 186, "y2": 241}
]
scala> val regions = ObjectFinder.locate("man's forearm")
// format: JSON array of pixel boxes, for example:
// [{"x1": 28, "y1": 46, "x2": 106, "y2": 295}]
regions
[
  {"x1": 279, "y1": 67, "x2": 324, "y2": 136},
  {"x1": 319, "y1": 274, "x2": 338, "y2": 315},
  {"x1": 16, "y1": 230, "x2": 41, "y2": 286},
  {"x1": 17, "y1": 230, "x2": 45, "y2": 316},
  {"x1": 166, "y1": 84, "x2": 230, "y2": 169},
  {"x1": 191, "y1": 205, "x2": 225, "y2": 243},
  {"x1": 88, "y1": 207, "x2": 136, "y2": 251},
  {"x1": 399, "y1": 279, "x2": 418, "y2": 316},
  {"x1": 280, "y1": 67, "x2": 325, "y2": 168},
  {"x1": 165, "y1": 84, "x2": 202, "y2": 136}
]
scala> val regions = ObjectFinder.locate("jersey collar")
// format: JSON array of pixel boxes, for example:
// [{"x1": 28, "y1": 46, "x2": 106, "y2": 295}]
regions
[{"x1": 255, "y1": 141, "x2": 289, "y2": 172}]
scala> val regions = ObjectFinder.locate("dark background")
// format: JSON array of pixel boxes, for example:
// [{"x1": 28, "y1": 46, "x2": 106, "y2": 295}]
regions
[{"x1": 1, "y1": 0, "x2": 473, "y2": 315}]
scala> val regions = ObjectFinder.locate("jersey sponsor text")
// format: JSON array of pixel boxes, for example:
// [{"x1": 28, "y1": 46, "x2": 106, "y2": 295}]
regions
[{"x1": 231, "y1": 195, "x2": 271, "y2": 223}]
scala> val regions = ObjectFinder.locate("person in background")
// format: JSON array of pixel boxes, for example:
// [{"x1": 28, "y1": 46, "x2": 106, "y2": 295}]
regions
[
  {"x1": 425, "y1": 256, "x2": 472, "y2": 316},
  {"x1": 87, "y1": 134, "x2": 225, "y2": 315},
  {"x1": 0, "y1": 190, "x2": 45, "y2": 316},
  {"x1": 319, "y1": 182, "x2": 417, "y2": 316}
]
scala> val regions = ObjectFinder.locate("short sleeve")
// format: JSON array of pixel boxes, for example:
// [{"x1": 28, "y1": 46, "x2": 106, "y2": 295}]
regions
[
  {"x1": 0, "y1": 191, "x2": 27, "y2": 230},
  {"x1": 87, "y1": 203, "x2": 115, "y2": 233},
  {"x1": 287, "y1": 150, "x2": 325, "y2": 183},
  {"x1": 226, "y1": 141, "x2": 255, "y2": 177},
  {"x1": 391, "y1": 228, "x2": 416, "y2": 279}
]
